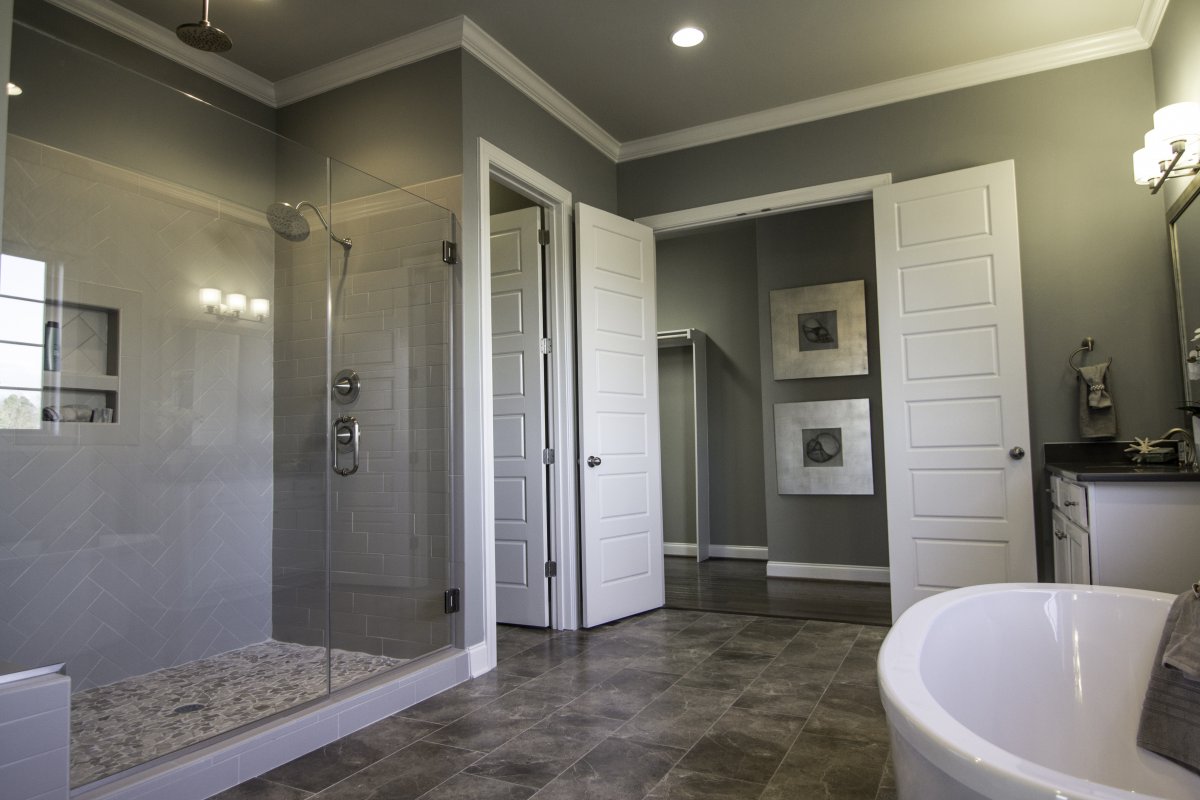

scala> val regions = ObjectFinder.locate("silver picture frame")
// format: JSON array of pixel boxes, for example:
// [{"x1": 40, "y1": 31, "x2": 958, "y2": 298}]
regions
[
  {"x1": 774, "y1": 399, "x2": 873, "y2": 495},
  {"x1": 770, "y1": 279, "x2": 867, "y2": 379}
]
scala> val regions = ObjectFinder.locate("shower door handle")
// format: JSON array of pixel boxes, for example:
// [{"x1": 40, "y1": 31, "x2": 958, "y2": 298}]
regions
[{"x1": 332, "y1": 415, "x2": 360, "y2": 476}]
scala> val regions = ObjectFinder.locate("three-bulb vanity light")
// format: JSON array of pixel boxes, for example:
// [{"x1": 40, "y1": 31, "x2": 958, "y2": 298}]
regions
[
  {"x1": 1133, "y1": 101, "x2": 1200, "y2": 194},
  {"x1": 199, "y1": 287, "x2": 269, "y2": 321}
]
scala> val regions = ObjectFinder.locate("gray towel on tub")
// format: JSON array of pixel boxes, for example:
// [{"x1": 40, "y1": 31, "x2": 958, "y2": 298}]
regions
[
  {"x1": 1078, "y1": 360, "x2": 1116, "y2": 439},
  {"x1": 1138, "y1": 587, "x2": 1200, "y2": 773}
]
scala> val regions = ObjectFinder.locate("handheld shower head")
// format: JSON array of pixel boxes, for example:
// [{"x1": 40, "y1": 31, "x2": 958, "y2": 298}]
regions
[
  {"x1": 266, "y1": 201, "x2": 352, "y2": 249},
  {"x1": 176, "y1": 1, "x2": 231, "y2": 52}
]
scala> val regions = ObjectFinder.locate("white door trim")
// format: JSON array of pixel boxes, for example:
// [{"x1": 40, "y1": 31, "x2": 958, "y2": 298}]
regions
[
  {"x1": 634, "y1": 174, "x2": 892, "y2": 235},
  {"x1": 476, "y1": 139, "x2": 578, "y2": 672}
]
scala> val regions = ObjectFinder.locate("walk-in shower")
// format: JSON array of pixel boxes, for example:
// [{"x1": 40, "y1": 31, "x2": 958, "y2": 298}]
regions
[{"x1": 0, "y1": 15, "x2": 458, "y2": 791}]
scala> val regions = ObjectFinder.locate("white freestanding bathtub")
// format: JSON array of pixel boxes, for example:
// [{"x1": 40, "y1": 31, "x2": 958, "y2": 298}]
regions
[{"x1": 878, "y1": 583, "x2": 1200, "y2": 800}]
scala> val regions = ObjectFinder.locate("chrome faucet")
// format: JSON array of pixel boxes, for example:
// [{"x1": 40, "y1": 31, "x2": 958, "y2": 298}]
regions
[{"x1": 1156, "y1": 427, "x2": 1196, "y2": 469}]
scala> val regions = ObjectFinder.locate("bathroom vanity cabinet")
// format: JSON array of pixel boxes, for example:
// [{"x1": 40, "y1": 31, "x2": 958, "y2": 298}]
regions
[{"x1": 1048, "y1": 467, "x2": 1200, "y2": 593}]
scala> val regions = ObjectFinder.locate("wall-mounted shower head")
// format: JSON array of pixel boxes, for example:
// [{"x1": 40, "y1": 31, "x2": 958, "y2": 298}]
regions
[
  {"x1": 266, "y1": 201, "x2": 352, "y2": 250},
  {"x1": 176, "y1": 0, "x2": 232, "y2": 53}
]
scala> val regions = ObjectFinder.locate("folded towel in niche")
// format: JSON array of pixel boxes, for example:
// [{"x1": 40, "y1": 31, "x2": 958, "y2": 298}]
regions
[
  {"x1": 1078, "y1": 360, "x2": 1116, "y2": 439},
  {"x1": 1137, "y1": 587, "x2": 1200, "y2": 773}
]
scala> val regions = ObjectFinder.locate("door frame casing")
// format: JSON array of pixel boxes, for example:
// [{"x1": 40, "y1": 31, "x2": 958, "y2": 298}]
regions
[{"x1": 474, "y1": 139, "x2": 578, "y2": 672}]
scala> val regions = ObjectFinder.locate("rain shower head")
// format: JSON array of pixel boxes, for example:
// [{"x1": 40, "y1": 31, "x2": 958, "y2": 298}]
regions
[
  {"x1": 266, "y1": 201, "x2": 352, "y2": 249},
  {"x1": 176, "y1": 0, "x2": 232, "y2": 53}
]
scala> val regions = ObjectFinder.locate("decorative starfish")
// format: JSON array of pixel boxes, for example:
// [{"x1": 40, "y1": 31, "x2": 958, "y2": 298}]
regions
[{"x1": 1125, "y1": 437, "x2": 1169, "y2": 464}]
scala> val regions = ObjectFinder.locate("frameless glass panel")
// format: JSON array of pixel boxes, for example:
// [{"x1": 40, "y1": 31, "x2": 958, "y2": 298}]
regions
[
  {"x1": 2, "y1": 21, "x2": 331, "y2": 787},
  {"x1": 324, "y1": 159, "x2": 454, "y2": 691}
]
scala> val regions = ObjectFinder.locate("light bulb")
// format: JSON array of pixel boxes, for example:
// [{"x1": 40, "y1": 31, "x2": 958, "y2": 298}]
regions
[
  {"x1": 199, "y1": 287, "x2": 222, "y2": 307},
  {"x1": 226, "y1": 293, "x2": 247, "y2": 313},
  {"x1": 671, "y1": 27, "x2": 705, "y2": 47},
  {"x1": 250, "y1": 297, "x2": 270, "y2": 318}
]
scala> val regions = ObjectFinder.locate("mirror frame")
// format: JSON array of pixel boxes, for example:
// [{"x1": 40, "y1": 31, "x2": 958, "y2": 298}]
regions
[{"x1": 1168, "y1": 172, "x2": 1200, "y2": 403}]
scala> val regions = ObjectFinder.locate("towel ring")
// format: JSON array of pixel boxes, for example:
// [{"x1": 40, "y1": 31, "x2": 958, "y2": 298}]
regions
[{"x1": 1067, "y1": 337, "x2": 1095, "y2": 375}]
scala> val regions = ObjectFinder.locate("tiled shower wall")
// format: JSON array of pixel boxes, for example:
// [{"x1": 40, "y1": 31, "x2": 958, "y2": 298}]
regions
[
  {"x1": 272, "y1": 184, "x2": 456, "y2": 660},
  {"x1": 0, "y1": 135, "x2": 274, "y2": 691}
]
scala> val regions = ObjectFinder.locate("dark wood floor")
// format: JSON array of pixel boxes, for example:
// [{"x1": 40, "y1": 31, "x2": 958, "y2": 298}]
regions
[{"x1": 664, "y1": 556, "x2": 892, "y2": 626}]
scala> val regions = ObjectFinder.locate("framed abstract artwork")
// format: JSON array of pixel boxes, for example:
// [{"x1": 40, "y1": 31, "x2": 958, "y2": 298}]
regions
[
  {"x1": 774, "y1": 399, "x2": 873, "y2": 495},
  {"x1": 770, "y1": 279, "x2": 867, "y2": 379}
]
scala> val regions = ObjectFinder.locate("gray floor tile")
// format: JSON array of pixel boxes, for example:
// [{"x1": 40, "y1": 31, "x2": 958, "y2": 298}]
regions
[
  {"x1": 263, "y1": 716, "x2": 441, "y2": 792},
  {"x1": 772, "y1": 632, "x2": 855, "y2": 672},
  {"x1": 497, "y1": 638, "x2": 589, "y2": 678},
  {"x1": 645, "y1": 767, "x2": 767, "y2": 799},
  {"x1": 531, "y1": 736, "x2": 685, "y2": 800},
  {"x1": 676, "y1": 707, "x2": 805, "y2": 784},
  {"x1": 565, "y1": 667, "x2": 679, "y2": 720},
  {"x1": 614, "y1": 684, "x2": 739, "y2": 751},
  {"x1": 733, "y1": 668, "x2": 832, "y2": 719},
  {"x1": 415, "y1": 773, "x2": 535, "y2": 799},
  {"x1": 875, "y1": 755, "x2": 898, "y2": 800},
  {"x1": 629, "y1": 640, "x2": 723, "y2": 676},
  {"x1": 401, "y1": 672, "x2": 532, "y2": 724},
  {"x1": 518, "y1": 651, "x2": 634, "y2": 697},
  {"x1": 718, "y1": 618, "x2": 805, "y2": 656},
  {"x1": 313, "y1": 740, "x2": 483, "y2": 800},
  {"x1": 209, "y1": 778, "x2": 312, "y2": 799},
  {"x1": 675, "y1": 649, "x2": 775, "y2": 693},
  {"x1": 834, "y1": 640, "x2": 881, "y2": 688},
  {"x1": 462, "y1": 710, "x2": 622, "y2": 789},
  {"x1": 762, "y1": 732, "x2": 888, "y2": 800},
  {"x1": 803, "y1": 620, "x2": 864, "y2": 641},
  {"x1": 803, "y1": 682, "x2": 889, "y2": 745},
  {"x1": 857, "y1": 625, "x2": 890, "y2": 643},
  {"x1": 423, "y1": 689, "x2": 572, "y2": 752}
]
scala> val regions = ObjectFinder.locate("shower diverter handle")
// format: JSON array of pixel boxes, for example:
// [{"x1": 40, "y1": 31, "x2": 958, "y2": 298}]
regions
[{"x1": 331, "y1": 415, "x2": 360, "y2": 476}]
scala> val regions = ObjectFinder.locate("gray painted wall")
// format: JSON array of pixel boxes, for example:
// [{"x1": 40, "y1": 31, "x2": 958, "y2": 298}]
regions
[
  {"x1": 656, "y1": 222, "x2": 766, "y2": 548},
  {"x1": 620, "y1": 52, "x2": 1174, "y2": 575},
  {"x1": 15, "y1": 0, "x2": 274, "y2": 128},
  {"x1": 756, "y1": 203, "x2": 886, "y2": 567},
  {"x1": 276, "y1": 52, "x2": 464, "y2": 191}
]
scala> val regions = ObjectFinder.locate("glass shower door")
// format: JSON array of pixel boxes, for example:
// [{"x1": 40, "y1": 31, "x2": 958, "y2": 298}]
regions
[{"x1": 322, "y1": 160, "x2": 455, "y2": 688}]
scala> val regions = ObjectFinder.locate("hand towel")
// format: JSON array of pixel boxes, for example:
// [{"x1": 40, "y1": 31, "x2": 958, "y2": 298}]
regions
[
  {"x1": 1137, "y1": 587, "x2": 1200, "y2": 774},
  {"x1": 1078, "y1": 360, "x2": 1116, "y2": 439}
]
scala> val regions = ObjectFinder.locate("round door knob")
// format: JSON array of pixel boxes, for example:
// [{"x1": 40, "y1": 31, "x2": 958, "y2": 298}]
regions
[
  {"x1": 586, "y1": 455, "x2": 602, "y2": 468},
  {"x1": 1009, "y1": 446, "x2": 1026, "y2": 460}
]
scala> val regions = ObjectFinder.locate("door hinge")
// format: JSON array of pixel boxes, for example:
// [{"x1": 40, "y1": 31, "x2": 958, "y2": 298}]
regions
[
  {"x1": 539, "y1": 337, "x2": 552, "y2": 355},
  {"x1": 537, "y1": 229, "x2": 550, "y2": 246},
  {"x1": 442, "y1": 240, "x2": 457, "y2": 264},
  {"x1": 544, "y1": 561, "x2": 557, "y2": 578},
  {"x1": 542, "y1": 448, "x2": 555, "y2": 465},
  {"x1": 444, "y1": 588, "x2": 461, "y2": 614}
]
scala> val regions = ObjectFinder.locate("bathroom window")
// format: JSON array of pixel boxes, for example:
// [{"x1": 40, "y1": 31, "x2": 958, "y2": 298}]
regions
[{"x1": 0, "y1": 253, "x2": 47, "y2": 429}]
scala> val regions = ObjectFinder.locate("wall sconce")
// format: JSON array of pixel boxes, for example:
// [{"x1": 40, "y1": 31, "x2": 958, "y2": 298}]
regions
[
  {"x1": 1133, "y1": 102, "x2": 1200, "y2": 194},
  {"x1": 200, "y1": 287, "x2": 270, "y2": 321}
]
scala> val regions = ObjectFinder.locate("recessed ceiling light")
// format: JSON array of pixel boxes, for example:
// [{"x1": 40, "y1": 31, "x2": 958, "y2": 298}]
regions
[
  {"x1": 6, "y1": 82, "x2": 22, "y2": 96},
  {"x1": 672, "y1": 27, "x2": 705, "y2": 48}
]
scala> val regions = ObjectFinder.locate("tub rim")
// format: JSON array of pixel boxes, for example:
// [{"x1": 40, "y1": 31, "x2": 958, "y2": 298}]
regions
[{"x1": 878, "y1": 582, "x2": 1181, "y2": 800}]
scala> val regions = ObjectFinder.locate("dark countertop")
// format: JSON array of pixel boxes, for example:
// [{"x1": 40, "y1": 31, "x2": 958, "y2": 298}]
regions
[{"x1": 1044, "y1": 440, "x2": 1200, "y2": 482}]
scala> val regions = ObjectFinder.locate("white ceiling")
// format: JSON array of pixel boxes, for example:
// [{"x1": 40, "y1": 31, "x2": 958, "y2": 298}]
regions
[{"x1": 55, "y1": 0, "x2": 1164, "y2": 159}]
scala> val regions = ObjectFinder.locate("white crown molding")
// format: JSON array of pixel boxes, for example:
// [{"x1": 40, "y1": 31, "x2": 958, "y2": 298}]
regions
[
  {"x1": 618, "y1": 26, "x2": 1151, "y2": 162},
  {"x1": 459, "y1": 18, "x2": 620, "y2": 161},
  {"x1": 274, "y1": 17, "x2": 465, "y2": 107},
  {"x1": 42, "y1": 0, "x2": 275, "y2": 105},
  {"x1": 1137, "y1": 0, "x2": 1171, "y2": 46}
]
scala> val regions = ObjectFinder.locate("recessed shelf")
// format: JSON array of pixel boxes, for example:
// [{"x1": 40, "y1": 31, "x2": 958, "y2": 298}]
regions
[{"x1": 43, "y1": 371, "x2": 119, "y2": 393}]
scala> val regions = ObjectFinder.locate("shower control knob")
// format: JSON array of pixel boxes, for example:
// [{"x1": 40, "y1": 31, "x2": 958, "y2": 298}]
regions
[{"x1": 1009, "y1": 446, "x2": 1026, "y2": 460}]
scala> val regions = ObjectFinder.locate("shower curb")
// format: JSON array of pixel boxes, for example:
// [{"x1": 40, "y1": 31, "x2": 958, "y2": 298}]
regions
[{"x1": 69, "y1": 648, "x2": 469, "y2": 800}]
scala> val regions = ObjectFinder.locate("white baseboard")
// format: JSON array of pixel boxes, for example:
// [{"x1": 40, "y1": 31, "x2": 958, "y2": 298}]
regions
[
  {"x1": 663, "y1": 543, "x2": 768, "y2": 560},
  {"x1": 467, "y1": 640, "x2": 491, "y2": 677},
  {"x1": 766, "y1": 561, "x2": 890, "y2": 584}
]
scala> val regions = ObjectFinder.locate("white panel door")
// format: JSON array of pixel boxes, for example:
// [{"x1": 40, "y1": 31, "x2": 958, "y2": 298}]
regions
[
  {"x1": 491, "y1": 207, "x2": 549, "y2": 627},
  {"x1": 874, "y1": 161, "x2": 1035, "y2": 621},
  {"x1": 576, "y1": 203, "x2": 664, "y2": 627}
]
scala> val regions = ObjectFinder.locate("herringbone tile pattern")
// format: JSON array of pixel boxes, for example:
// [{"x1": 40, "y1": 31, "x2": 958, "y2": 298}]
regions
[{"x1": 1, "y1": 136, "x2": 275, "y2": 692}]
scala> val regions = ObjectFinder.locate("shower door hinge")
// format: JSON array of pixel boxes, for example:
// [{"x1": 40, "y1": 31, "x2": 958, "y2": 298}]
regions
[
  {"x1": 538, "y1": 229, "x2": 550, "y2": 246},
  {"x1": 542, "y1": 448, "x2": 555, "y2": 465},
  {"x1": 442, "y1": 240, "x2": 457, "y2": 264},
  {"x1": 444, "y1": 588, "x2": 461, "y2": 614},
  {"x1": 539, "y1": 338, "x2": 552, "y2": 355},
  {"x1": 544, "y1": 561, "x2": 557, "y2": 578}
]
